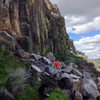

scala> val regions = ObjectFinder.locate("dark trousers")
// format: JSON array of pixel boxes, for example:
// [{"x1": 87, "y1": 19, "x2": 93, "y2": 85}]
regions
[{"x1": 39, "y1": 84, "x2": 48, "y2": 100}]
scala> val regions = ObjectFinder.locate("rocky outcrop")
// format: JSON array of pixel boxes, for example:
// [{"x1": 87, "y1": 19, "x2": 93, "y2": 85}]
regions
[{"x1": 0, "y1": 0, "x2": 75, "y2": 57}]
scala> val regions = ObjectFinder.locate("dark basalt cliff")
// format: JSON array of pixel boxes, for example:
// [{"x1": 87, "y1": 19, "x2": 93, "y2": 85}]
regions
[{"x1": 0, "y1": 0, "x2": 75, "y2": 56}]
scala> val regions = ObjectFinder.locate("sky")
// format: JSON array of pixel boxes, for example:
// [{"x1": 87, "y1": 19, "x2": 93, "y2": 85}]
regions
[{"x1": 50, "y1": 0, "x2": 100, "y2": 59}]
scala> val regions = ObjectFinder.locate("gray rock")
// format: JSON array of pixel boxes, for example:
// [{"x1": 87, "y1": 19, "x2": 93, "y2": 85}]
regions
[
  {"x1": 0, "y1": 88, "x2": 14, "y2": 100},
  {"x1": 5, "y1": 68, "x2": 31, "y2": 96},
  {"x1": 31, "y1": 64, "x2": 42, "y2": 73},
  {"x1": 0, "y1": 31, "x2": 16, "y2": 50},
  {"x1": 83, "y1": 79, "x2": 100, "y2": 99}
]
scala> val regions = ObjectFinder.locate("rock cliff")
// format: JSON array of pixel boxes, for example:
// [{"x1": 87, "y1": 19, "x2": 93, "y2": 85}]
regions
[{"x1": 0, "y1": 0, "x2": 75, "y2": 56}]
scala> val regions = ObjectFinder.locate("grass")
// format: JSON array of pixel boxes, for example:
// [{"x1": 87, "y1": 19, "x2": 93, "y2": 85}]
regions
[
  {"x1": 48, "y1": 88, "x2": 69, "y2": 100},
  {"x1": 97, "y1": 68, "x2": 100, "y2": 72},
  {"x1": 0, "y1": 45, "x2": 25, "y2": 87},
  {"x1": 55, "y1": 47, "x2": 85, "y2": 64},
  {"x1": 15, "y1": 85, "x2": 40, "y2": 100},
  {"x1": 88, "y1": 59, "x2": 100, "y2": 73},
  {"x1": 0, "y1": 45, "x2": 69, "y2": 100},
  {"x1": 64, "y1": 54, "x2": 83, "y2": 65},
  {"x1": 15, "y1": 86, "x2": 69, "y2": 100}
]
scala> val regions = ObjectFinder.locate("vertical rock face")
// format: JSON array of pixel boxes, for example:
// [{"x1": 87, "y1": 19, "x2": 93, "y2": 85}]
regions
[{"x1": 0, "y1": 0, "x2": 75, "y2": 56}]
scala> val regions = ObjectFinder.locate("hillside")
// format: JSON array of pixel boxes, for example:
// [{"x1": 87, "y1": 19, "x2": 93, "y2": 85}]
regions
[
  {"x1": 89, "y1": 59, "x2": 100, "y2": 72},
  {"x1": 0, "y1": 0, "x2": 100, "y2": 100},
  {"x1": 90, "y1": 59, "x2": 100, "y2": 66}
]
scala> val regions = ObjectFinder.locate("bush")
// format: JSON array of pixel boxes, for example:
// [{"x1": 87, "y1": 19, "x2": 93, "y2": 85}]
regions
[
  {"x1": 15, "y1": 86, "x2": 69, "y2": 100},
  {"x1": 48, "y1": 88, "x2": 69, "y2": 100},
  {"x1": 15, "y1": 85, "x2": 40, "y2": 100},
  {"x1": 0, "y1": 45, "x2": 25, "y2": 87}
]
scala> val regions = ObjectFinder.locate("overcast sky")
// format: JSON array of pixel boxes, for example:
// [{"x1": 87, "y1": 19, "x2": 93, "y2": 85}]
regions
[{"x1": 50, "y1": 0, "x2": 100, "y2": 59}]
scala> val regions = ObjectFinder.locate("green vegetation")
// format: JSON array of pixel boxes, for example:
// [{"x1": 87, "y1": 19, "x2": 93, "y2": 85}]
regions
[
  {"x1": 97, "y1": 68, "x2": 100, "y2": 72},
  {"x1": 0, "y1": 45, "x2": 25, "y2": 87},
  {"x1": 64, "y1": 53, "x2": 87, "y2": 68},
  {"x1": 15, "y1": 85, "x2": 40, "y2": 100},
  {"x1": 88, "y1": 59, "x2": 100, "y2": 72},
  {"x1": 65, "y1": 55, "x2": 82, "y2": 64},
  {"x1": 55, "y1": 46, "x2": 87, "y2": 68},
  {"x1": 56, "y1": 50, "x2": 83, "y2": 64},
  {"x1": 0, "y1": 44, "x2": 69, "y2": 100},
  {"x1": 15, "y1": 86, "x2": 69, "y2": 100},
  {"x1": 48, "y1": 89, "x2": 69, "y2": 100}
]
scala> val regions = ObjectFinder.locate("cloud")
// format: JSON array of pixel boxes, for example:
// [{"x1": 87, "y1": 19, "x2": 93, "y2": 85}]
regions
[
  {"x1": 64, "y1": 16, "x2": 87, "y2": 27},
  {"x1": 68, "y1": 16, "x2": 100, "y2": 34},
  {"x1": 74, "y1": 35, "x2": 100, "y2": 59},
  {"x1": 50, "y1": 0, "x2": 100, "y2": 18},
  {"x1": 96, "y1": 54, "x2": 100, "y2": 58},
  {"x1": 50, "y1": 0, "x2": 100, "y2": 34}
]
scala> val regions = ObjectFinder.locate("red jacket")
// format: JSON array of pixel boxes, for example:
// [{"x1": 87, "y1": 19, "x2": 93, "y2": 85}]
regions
[{"x1": 53, "y1": 61, "x2": 62, "y2": 69}]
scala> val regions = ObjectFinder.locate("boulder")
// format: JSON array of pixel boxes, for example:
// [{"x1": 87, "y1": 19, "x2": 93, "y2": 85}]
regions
[
  {"x1": 46, "y1": 52, "x2": 56, "y2": 62},
  {"x1": 5, "y1": 68, "x2": 32, "y2": 96},
  {"x1": 15, "y1": 49, "x2": 30, "y2": 58},
  {"x1": 29, "y1": 53, "x2": 42, "y2": 61},
  {"x1": 0, "y1": 31, "x2": 16, "y2": 50},
  {"x1": 31, "y1": 64, "x2": 42, "y2": 73},
  {"x1": 62, "y1": 63, "x2": 82, "y2": 77},
  {"x1": 0, "y1": 88, "x2": 14, "y2": 100},
  {"x1": 73, "y1": 80, "x2": 82, "y2": 92},
  {"x1": 83, "y1": 78, "x2": 100, "y2": 99},
  {"x1": 38, "y1": 57, "x2": 51, "y2": 65},
  {"x1": 75, "y1": 91, "x2": 83, "y2": 100},
  {"x1": 97, "y1": 83, "x2": 100, "y2": 92}
]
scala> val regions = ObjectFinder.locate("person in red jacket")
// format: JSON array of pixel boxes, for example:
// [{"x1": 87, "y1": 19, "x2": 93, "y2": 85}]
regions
[
  {"x1": 39, "y1": 60, "x2": 62, "y2": 100},
  {"x1": 52, "y1": 60, "x2": 62, "y2": 69}
]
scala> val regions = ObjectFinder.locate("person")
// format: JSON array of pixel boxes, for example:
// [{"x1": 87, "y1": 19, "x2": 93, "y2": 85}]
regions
[
  {"x1": 39, "y1": 60, "x2": 62, "y2": 100},
  {"x1": 53, "y1": 60, "x2": 62, "y2": 69},
  {"x1": 48, "y1": 60, "x2": 62, "y2": 75}
]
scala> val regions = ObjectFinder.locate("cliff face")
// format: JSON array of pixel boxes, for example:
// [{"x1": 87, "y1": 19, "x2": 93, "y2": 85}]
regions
[{"x1": 0, "y1": 0, "x2": 75, "y2": 56}]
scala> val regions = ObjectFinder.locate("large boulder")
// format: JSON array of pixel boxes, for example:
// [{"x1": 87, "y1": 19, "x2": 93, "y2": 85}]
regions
[
  {"x1": 14, "y1": 49, "x2": 30, "y2": 58},
  {"x1": 97, "y1": 83, "x2": 100, "y2": 92},
  {"x1": 5, "y1": 68, "x2": 33, "y2": 96},
  {"x1": 0, "y1": 31, "x2": 16, "y2": 50},
  {"x1": 0, "y1": 88, "x2": 14, "y2": 100}
]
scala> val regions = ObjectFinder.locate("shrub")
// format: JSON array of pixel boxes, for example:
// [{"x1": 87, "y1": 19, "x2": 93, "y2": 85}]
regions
[
  {"x1": 0, "y1": 44, "x2": 25, "y2": 87},
  {"x1": 15, "y1": 85, "x2": 40, "y2": 100},
  {"x1": 48, "y1": 88, "x2": 69, "y2": 100}
]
